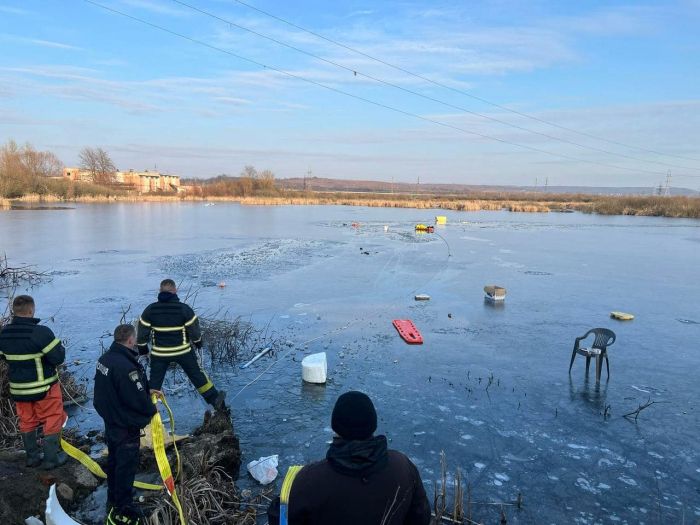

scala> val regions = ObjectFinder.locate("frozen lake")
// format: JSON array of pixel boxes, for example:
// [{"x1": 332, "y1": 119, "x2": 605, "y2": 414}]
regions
[{"x1": 1, "y1": 202, "x2": 699, "y2": 524}]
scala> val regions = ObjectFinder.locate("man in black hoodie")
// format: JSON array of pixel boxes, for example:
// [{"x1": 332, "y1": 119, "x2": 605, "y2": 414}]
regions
[
  {"x1": 136, "y1": 279, "x2": 226, "y2": 410},
  {"x1": 267, "y1": 391, "x2": 431, "y2": 525},
  {"x1": 94, "y1": 324, "x2": 158, "y2": 525}
]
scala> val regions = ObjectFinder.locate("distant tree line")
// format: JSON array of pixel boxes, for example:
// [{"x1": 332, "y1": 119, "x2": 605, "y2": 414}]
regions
[
  {"x1": 0, "y1": 140, "x2": 63, "y2": 197},
  {"x1": 0, "y1": 140, "x2": 118, "y2": 199},
  {"x1": 184, "y1": 165, "x2": 279, "y2": 198}
]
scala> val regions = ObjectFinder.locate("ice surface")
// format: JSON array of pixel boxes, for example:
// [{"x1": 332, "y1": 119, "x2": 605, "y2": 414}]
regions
[{"x1": 2, "y1": 204, "x2": 699, "y2": 525}]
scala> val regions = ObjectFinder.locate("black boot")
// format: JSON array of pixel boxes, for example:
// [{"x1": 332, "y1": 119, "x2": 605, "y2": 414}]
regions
[
  {"x1": 43, "y1": 433, "x2": 68, "y2": 469},
  {"x1": 211, "y1": 390, "x2": 227, "y2": 411},
  {"x1": 107, "y1": 506, "x2": 144, "y2": 525},
  {"x1": 21, "y1": 431, "x2": 42, "y2": 468}
]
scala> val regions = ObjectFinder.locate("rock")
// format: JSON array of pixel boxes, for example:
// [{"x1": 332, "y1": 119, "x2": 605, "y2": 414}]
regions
[
  {"x1": 414, "y1": 294, "x2": 430, "y2": 301},
  {"x1": 611, "y1": 311, "x2": 634, "y2": 320},
  {"x1": 56, "y1": 483, "x2": 74, "y2": 502},
  {"x1": 302, "y1": 352, "x2": 327, "y2": 384},
  {"x1": 73, "y1": 465, "x2": 99, "y2": 490}
]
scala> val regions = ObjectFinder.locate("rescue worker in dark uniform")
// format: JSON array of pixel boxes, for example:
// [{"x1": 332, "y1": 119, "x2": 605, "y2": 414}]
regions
[
  {"x1": 267, "y1": 391, "x2": 431, "y2": 525},
  {"x1": 0, "y1": 295, "x2": 68, "y2": 469},
  {"x1": 137, "y1": 279, "x2": 226, "y2": 410},
  {"x1": 94, "y1": 324, "x2": 158, "y2": 525}
]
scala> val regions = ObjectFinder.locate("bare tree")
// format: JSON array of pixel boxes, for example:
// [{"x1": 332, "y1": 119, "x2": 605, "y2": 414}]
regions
[
  {"x1": 240, "y1": 165, "x2": 258, "y2": 179},
  {"x1": 238, "y1": 165, "x2": 257, "y2": 196},
  {"x1": 79, "y1": 146, "x2": 116, "y2": 185},
  {"x1": 25, "y1": 150, "x2": 63, "y2": 178},
  {"x1": 258, "y1": 169, "x2": 276, "y2": 191}
]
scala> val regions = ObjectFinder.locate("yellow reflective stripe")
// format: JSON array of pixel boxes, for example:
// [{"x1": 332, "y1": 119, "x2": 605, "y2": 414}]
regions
[
  {"x1": 152, "y1": 342, "x2": 190, "y2": 352},
  {"x1": 197, "y1": 381, "x2": 214, "y2": 394},
  {"x1": 151, "y1": 325, "x2": 185, "y2": 332},
  {"x1": 35, "y1": 358, "x2": 44, "y2": 382},
  {"x1": 191, "y1": 338, "x2": 201, "y2": 344},
  {"x1": 41, "y1": 338, "x2": 61, "y2": 355},
  {"x1": 281, "y1": 466, "x2": 303, "y2": 504},
  {"x1": 184, "y1": 315, "x2": 198, "y2": 327},
  {"x1": 10, "y1": 385, "x2": 52, "y2": 396},
  {"x1": 152, "y1": 348, "x2": 191, "y2": 357},
  {"x1": 139, "y1": 317, "x2": 152, "y2": 327},
  {"x1": 10, "y1": 374, "x2": 58, "y2": 389},
  {"x1": 4, "y1": 352, "x2": 44, "y2": 361}
]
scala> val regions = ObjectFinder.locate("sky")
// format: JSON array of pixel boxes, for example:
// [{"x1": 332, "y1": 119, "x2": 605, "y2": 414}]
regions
[{"x1": 0, "y1": 0, "x2": 699, "y2": 188}]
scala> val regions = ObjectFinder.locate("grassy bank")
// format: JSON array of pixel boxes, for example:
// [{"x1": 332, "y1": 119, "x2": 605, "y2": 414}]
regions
[
  {"x1": 3, "y1": 188, "x2": 699, "y2": 218},
  {"x1": 237, "y1": 191, "x2": 700, "y2": 218}
]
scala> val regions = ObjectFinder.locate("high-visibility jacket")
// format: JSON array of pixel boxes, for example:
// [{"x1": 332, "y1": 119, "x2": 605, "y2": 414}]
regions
[
  {"x1": 137, "y1": 292, "x2": 202, "y2": 358},
  {"x1": 0, "y1": 317, "x2": 65, "y2": 401}
]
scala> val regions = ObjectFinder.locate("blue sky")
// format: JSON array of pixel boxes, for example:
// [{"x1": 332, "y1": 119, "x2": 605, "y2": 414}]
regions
[{"x1": 1, "y1": 0, "x2": 699, "y2": 187}]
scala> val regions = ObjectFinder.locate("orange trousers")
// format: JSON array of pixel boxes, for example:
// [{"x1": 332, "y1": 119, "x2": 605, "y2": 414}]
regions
[{"x1": 15, "y1": 382, "x2": 67, "y2": 435}]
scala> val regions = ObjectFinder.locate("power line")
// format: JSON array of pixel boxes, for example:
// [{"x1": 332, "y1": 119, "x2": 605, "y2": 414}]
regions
[
  {"x1": 173, "y1": 0, "x2": 700, "y2": 173},
  {"x1": 82, "y1": 1, "x2": 700, "y2": 179},
  {"x1": 223, "y1": 0, "x2": 700, "y2": 164}
]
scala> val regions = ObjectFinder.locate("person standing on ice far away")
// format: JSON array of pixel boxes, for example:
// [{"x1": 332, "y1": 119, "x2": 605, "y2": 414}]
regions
[
  {"x1": 267, "y1": 391, "x2": 431, "y2": 525},
  {"x1": 94, "y1": 324, "x2": 159, "y2": 525},
  {"x1": 0, "y1": 295, "x2": 68, "y2": 469},
  {"x1": 137, "y1": 278, "x2": 226, "y2": 411}
]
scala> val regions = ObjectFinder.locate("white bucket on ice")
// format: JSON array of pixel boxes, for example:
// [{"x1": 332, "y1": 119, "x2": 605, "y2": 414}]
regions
[{"x1": 302, "y1": 352, "x2": 327, "y2": 384}]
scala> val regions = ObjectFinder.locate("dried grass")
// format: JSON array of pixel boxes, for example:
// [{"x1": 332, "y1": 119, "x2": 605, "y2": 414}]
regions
[{"x1": 144, "y1": 449, "x2": 268, "y2": 525}]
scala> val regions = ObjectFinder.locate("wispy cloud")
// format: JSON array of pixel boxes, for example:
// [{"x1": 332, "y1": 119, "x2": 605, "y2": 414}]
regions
[
  {"x1": 348, "y1": 10, "x2": 375, "y2": 17},
  {"x1": 0, "y1": 6, "x2": 31, "y2": 15},
  {"x1": 214, "y1": 96, "x2": 252, "y2": 105},
  {"x1": 2, "y1": 35, "x2": 83, "y2": 50},
  {"x1": 25, "y1": 38, "x2": 83, "y2": 51},
  {"x1": 119, "y1": 0, "x2": 189, "y2": 17},
  {"x1": 94, "y1": 58, "x2": 129, "y2": 67}
]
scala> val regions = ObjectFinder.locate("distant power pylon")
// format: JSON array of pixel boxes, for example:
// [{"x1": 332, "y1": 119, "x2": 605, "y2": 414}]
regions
[
  {"x1": 304, "y1": 167, "x2": 311, "y2": 191},
  {"x1": 544, "y1": 177, "x2": 549, "y2": 193},
  {"x1": 534, "y1": 178, "x2": 538, "y2": 193},
  {"x1": 663, "y1": 170, "x2": 672, "y2": 197}
]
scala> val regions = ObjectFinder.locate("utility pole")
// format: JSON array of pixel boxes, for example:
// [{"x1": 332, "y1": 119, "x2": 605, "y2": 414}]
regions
[
  {"x1": 304, "y1": 167, "x2": 311, "y2": 191},
  {"x1": 391, "y1": 175, "x2": 394, "y2": 195},
  {"x1": 544, "y1": 177, "x2": 549, "y2": 193},
  {"x1": 417, "y1": 176, "x2": 420, "y2": 195},
  {"x1": 663, "y1": 170, "x2": 672, "y2": 197},
  {"x1": 534, "y1": 178, "x2": 538, "y2": 194}
]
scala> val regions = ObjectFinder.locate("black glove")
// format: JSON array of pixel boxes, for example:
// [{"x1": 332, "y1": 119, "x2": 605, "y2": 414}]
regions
[
  {"x1": 137, "y1": 344, "x2": 150, "y2": 356},
  {"x1": 194, "y1": 341, "x2": 203, "y2": 350}
]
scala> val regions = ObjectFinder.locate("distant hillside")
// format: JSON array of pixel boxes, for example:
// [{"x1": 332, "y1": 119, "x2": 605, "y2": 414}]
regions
[{"x1": 276, "y1": 177, "x2": 697, "y2": 196}]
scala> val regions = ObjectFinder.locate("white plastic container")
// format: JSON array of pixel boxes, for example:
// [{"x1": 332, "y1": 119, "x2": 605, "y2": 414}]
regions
[{"x1": 302, "y1": 352, "x2": 327, "y2": 384}]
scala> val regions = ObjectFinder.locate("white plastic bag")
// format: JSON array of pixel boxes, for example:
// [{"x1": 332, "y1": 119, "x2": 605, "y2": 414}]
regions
[{"x1": 247, "y1": 455, "x2": 279, "y2": 485}]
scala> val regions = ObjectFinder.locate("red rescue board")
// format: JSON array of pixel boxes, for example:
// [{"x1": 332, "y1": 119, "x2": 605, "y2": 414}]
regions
[{"x1": 393, "y1": 319, "x2": 423, "y2": 344}]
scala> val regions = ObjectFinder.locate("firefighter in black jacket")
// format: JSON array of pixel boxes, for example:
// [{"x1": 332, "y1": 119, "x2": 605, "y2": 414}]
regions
[
  {"x1": 137, "y1": 279, "x2": 226, "y2": 410},
  {"x1": 0, "y1": 295, "x2": 68, "y2": 469},
  {"x1": 94, "y1": 324, "x2": 158, "y2": 525}
]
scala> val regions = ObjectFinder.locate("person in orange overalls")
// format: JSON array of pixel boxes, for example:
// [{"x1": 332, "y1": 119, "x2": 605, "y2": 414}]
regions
[{"x1": 0, "y1": 295, "x2": 67, "y2": 468}]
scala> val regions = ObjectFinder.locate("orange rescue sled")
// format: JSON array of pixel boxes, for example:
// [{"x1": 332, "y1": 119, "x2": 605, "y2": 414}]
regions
[{"x1": 393, "y1": 319, "x2": 423, "y2": 344}]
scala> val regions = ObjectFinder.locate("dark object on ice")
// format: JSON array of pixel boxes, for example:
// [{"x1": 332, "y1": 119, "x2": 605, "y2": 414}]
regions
[
  {"x1": 568, "y1": 328, "x2": 616, "y2": 382},
  {"x1": 267, "y1": 391, "x2": 431, "y2": 525}
]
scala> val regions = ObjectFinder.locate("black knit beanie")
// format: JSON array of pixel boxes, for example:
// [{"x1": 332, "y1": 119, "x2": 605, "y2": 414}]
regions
[{"x1": 331, "y1": 391, "x2": 377, "y2": 440}]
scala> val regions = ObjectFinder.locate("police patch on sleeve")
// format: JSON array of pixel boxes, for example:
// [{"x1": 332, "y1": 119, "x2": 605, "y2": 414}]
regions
[{"x1": 129, "y1": 371, "x2": 139, "y2": 381}]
